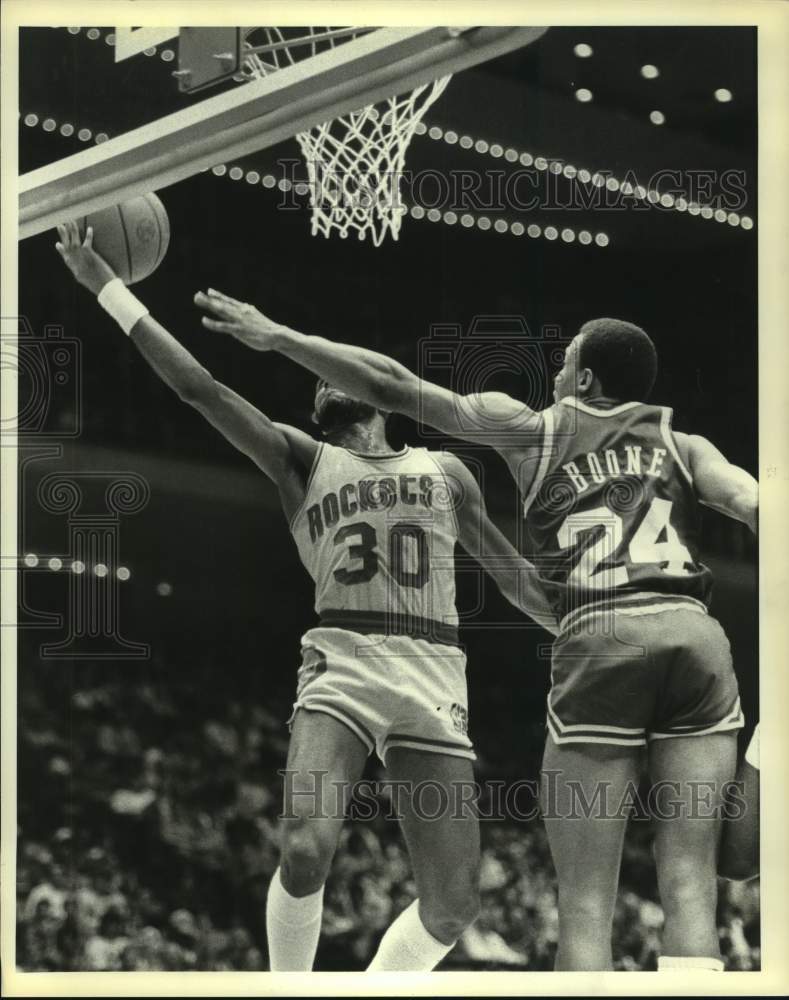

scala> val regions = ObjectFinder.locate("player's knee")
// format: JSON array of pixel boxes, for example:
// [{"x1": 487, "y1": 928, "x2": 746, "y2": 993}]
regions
[{"x1": 279, "y1": 818, "x2": 336, "y2": 895}]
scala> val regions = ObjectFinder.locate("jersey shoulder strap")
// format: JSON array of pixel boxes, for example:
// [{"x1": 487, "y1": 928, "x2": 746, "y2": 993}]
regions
[
  {"x1": 521, "y1": 406, "x2": 558, "y2": 516},
  {"x1": 655, "y1": 405, "x2": 694, "y2": 486},
  {"x1": 288, "y1": 441, "x2": 328, "y2": 531}
]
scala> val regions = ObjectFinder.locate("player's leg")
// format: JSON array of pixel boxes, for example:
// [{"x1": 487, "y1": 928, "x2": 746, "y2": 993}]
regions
[
  {"x1": 719, "y1": 725, "x2": 760, "y2": 881},
  {"x1": 649, "y1": 731, "x2": 738, "y2": 967},
  {"x1": 648, "y1": 608, "x2": 743, "y2": 970},
  {"x1": 267, "y1": 707, "x2": 369, "y2": 970},
  {"x1": 541, "y1": 737, "x2": 644, "y2": 970},
  {"x1": 541, "y1": 617, "x2": 650, "y2": 970},
  {"x1": 367, "y1": 749, "x2": 480, "y2": 970}
]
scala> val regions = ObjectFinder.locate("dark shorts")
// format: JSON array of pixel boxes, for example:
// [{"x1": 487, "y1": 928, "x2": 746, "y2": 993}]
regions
[{"x1": 548, "y1": 599, "x2": 743, "y2": 748}]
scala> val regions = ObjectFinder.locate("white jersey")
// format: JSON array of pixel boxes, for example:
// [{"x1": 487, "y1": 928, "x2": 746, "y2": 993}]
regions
[{"x1": 290, "y1": 442, "x2": 460, "y2": 641}]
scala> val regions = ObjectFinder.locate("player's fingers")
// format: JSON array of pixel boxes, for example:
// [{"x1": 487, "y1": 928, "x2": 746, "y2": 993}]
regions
[
  {"x1": 68, "y1": 222, "x2": 82, "y2": 249},
  {"x1": 55, "y1": 243, "x2": 65, "y2": 255},
  {"x1": 194, "y1": 291, "x2": 235, "y2": 318},
  {"x1": 83, "y1": 226, "x2": 94, "y2": 249},
  {"x1": 207, "y1": 288, "x2": 243, "y2": 307},
  {"x1": 208, "y1": 290, "x2": 248, "y2": 314},
  {"x1": 194, "y1": 290, "x2": 221, "y2": 312},
  {"x1": 201, "y1": 316, "x2": 235, "y2": 334}
]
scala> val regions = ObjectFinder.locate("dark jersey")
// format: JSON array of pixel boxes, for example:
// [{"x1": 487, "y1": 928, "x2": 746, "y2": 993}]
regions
[{"x1": 522, "y1": 397, "x2": 712, "y2": 622}]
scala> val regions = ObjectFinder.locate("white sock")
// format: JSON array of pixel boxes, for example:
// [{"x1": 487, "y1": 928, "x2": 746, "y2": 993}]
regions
[
  {"x1": 265, "y1": 867, "x2": 324, "y2": 971},
  {"x1": 658, "y1": 955, "x2": 724, "y2": 971},
  {"x1": 367, "y1": 899, "x2": 453, "y2": 971}
]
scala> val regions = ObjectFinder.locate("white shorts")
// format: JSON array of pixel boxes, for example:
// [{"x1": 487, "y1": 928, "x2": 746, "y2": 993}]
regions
[{"x1": 288, "y1": 626, "x2": 475, "y2": 765}]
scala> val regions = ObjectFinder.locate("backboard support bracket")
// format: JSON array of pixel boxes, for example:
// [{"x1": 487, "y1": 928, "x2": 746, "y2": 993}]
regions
[{"x1": 176, "y1": 27, "x2": 242, "y2": 93}]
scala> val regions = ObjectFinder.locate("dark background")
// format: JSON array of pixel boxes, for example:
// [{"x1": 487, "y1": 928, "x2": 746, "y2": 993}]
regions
[{"x1": 15, "y1": 25, "x2": 758, "y2": 970}]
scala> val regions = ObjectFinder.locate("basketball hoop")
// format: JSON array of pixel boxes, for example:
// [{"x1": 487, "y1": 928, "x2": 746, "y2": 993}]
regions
[{"x1": 240, "y1": 28, "x2": 451, "y2": 246}]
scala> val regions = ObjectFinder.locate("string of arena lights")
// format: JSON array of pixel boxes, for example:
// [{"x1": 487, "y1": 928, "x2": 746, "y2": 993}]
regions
[
  {"x1": 20, "y1": 552, "x2": 132, "y2": 580},
  {"x1": 25, "y1": 27, "x2": 754, "y2": 240},
  {"x1": 19, "y1": 552, "x2": 175, "y2": 596},
  {"x1": 20, "y1": 109, "x2": 611, "y2": 246},
  {"x1": 413, "y1": 121, "x2": 753, "y2": 230}
]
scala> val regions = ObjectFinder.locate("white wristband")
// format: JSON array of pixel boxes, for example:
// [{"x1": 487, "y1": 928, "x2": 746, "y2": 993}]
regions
[{"x1": 97, "y1": 277, "x2": 149, "y2": 335}]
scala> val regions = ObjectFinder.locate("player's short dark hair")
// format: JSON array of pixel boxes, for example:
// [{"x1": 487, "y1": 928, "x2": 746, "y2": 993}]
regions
[{"x1": 577, "y1": 318, "x2": 658, "y2": 401}]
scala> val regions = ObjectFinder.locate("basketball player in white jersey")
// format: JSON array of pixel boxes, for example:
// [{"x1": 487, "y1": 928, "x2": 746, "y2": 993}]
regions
[
  {"x1": 55, "y1": 221, "x2": 558, "y2": 972},
  {"x1": 196, "y1": 289, "x2": 758, "y2": 973}
]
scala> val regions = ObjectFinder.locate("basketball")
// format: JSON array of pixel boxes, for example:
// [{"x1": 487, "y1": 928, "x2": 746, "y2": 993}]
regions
[{"x1": 78, "y1": 193, "x2": 170, "y2": 285}]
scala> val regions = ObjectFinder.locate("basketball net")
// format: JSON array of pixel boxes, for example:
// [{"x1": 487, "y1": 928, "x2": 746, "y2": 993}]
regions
[{"x1": 241, "y1": 28, "x2": 451, "y2": 246}]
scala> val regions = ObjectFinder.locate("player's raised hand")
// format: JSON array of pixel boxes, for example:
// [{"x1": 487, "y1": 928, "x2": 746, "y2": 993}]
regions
[
  {"x1": 55, "y1": 220, "x2": 117, "y2": 296},
  {"x1": 194, "y1": 289, "x2": 287, "y2": 351}
]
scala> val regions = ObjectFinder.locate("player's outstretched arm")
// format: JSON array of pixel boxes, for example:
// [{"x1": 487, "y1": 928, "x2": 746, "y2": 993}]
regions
[
  {"x1": 677, "y1": 432, "x2": 758, "y2": 533},
  {"x1": 56, "y1": 222, "x2": 316, "y2": 517},
  {"x1": 438, "y1": 454, "x2": 559, "y2": 635},
  {"x1": 195, "y1": 289, "x2": 540, "y2": 446}
]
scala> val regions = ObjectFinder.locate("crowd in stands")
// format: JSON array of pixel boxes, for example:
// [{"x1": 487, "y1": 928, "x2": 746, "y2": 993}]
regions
[{"x1": 17, "y1": 651, "x2": 760, "y2": 972}]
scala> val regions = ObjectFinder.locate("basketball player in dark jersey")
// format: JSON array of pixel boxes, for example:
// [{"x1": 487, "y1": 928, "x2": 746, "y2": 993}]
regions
[
  {"x1": 196, "y1": 292, "x2": 757, "y2": 973},
  {"x1": 56, "y1": 221, "x2": 558, "y2": 972}
]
